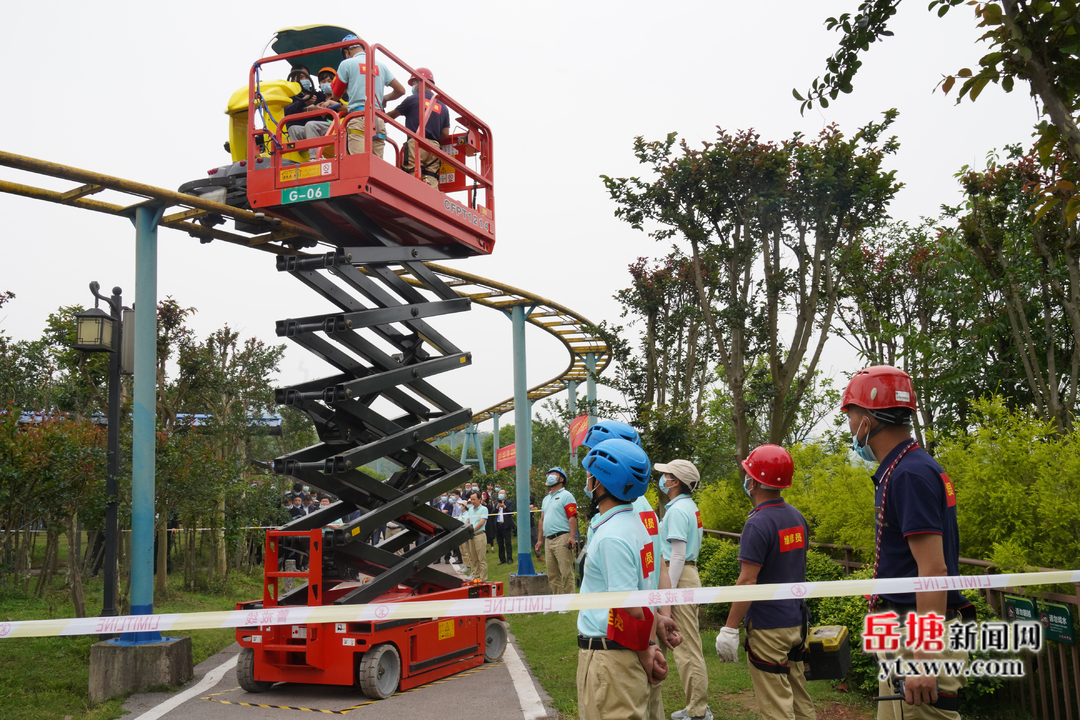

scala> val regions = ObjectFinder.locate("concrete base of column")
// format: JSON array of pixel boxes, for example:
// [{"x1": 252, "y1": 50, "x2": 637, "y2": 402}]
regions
[
  {"x1": 508, "y1": 573, "x2": 551, "y2": 597},
  {"x1": 89, "y1": 636, "x2": 193, "y2": 702}
]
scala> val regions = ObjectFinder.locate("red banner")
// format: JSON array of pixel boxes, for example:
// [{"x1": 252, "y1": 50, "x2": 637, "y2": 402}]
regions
[
  {"x1": 496, "y1": 443, "x2": 516, "y2": 470},
  {"x1": 569, "y1": 414, "x2": 590, "y2": 451}
]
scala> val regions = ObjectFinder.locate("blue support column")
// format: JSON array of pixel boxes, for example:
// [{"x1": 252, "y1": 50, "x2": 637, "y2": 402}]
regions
[
  {"x1": 122, "y1": 202, "x2": 164, "y2": 645},
  {"x1": 472, "y1": 427, "x2": 487, "y2": 475},
  {"x1": 568, "y1": 379, "x2": 578, "y2": 465},
  {"x1": 491, "y1": 412, "x2": 500, "y2": 472},
  {"x1": 461, "y1": 423, "x2": 487, "y2": 474},
  {"x1": 586, "y1": 352, "x2": 597, "y2": 428},
  {"x1": 509, "y1": 304, "x2": 536, "y2": 575}
]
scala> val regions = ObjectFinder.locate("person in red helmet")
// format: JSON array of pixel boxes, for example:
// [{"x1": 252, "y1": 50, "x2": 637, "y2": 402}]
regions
[
  {"x1": 387, "y1": 67, "x2": 450, "y2": 188},
  {"x1": 716, "y1": 444, "x2": 814, "y2": 720},
  {"x1": 841, "y1": 366, "x2": 971, "y2": 720}
]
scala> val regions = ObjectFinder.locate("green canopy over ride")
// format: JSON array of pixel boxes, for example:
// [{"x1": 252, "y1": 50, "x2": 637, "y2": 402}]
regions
[{"x1": 268, "y1": 24, "x2": 358, "y2": 78}]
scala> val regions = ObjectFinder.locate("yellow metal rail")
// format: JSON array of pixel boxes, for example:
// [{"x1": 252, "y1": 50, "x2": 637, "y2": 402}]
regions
[
  {"x1": 0, "y1": 151, "x2": 610, "y2": 429},
  {"x1": 397, "y1": 264, "x2": 611, "y2": 428}
]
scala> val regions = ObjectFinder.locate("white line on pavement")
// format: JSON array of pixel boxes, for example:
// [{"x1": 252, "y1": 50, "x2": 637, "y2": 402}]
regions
[
  {"x1": 505, "y1": 636, "x2": 549, "y2": 720},
  {"x1": 135, "y1": 653, "x2": 239, "y2": 720}
]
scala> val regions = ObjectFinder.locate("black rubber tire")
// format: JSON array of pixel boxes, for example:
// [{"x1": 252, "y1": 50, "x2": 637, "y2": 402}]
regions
[
  {"x1": 484, "y1": 619, "x2": 507, "y2": 662},
  {"x1": 358, "y1": 643, "x2": 401, "y2": 699},
  {"x1": 237, "y1": 647, "x2": 274, "y2": 693}
]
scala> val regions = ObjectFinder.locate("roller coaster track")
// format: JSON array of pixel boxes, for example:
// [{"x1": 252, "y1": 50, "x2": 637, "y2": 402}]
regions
[
  {"x1": 0, "y1": 152, "x2": 612, "y2": 427},
  {"x1": 397, "y1": 264, "x2": 610, "y2": 428}
]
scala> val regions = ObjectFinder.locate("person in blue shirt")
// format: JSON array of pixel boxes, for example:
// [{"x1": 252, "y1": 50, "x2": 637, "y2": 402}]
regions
[
  {"x1": 535, "y1": 467, "x2": 578, "y2": 595},
  {"x1": 656, "y1": 459, "x2": 711, "y2": 720},
  {"x1": 843, "y1": 366, "x2": 970, "y2": 719},
  {"x1": 329, "y1": 34, "x2": 405, "y2": 158},
  {"x1": 577, "y1": 439, "x2": 668, "y2": 720},
  {"x1": 717, "y1": 444, "x2": 813, "y2": 720},
  {"x1": 388, "y1": 67, "x2": 451, "y2": 188}
]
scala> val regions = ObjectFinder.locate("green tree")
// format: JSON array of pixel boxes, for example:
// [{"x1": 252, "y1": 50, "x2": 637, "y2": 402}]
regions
[
  {"x1": 800, "y1": 1, "x2": 1080, "y2": 173},
  {"x1": 604, "y1": 118, "x2": 899, "y2": 460}
]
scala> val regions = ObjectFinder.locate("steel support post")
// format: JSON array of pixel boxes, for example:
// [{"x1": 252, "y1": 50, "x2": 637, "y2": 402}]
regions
[
  {"x1": 122, "y1": 202, "x2": 164, "y2": 644},
  {"x1": 510, "y1": 304, "x2": 535, "y2": 575},
  {"x1": 586, "y1": 352, "x2": 597, "y2": 428},
  {"x1": 102, "y1": 287, "x2": 122, "y2": 626},
  {"x1": 568, "y1": 379, "x2": 578, "y2": 465},
  {"x1": 492, "y1": 412, "x2": 500, "y2": 472},
  {"x1": 472, "y1": 425, "x2": 487, "y2": 474}
]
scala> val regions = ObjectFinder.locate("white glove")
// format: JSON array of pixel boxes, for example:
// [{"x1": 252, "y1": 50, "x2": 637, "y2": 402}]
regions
[{"x1": 716, "y1": 626, "x2": 740, "y2": 662}]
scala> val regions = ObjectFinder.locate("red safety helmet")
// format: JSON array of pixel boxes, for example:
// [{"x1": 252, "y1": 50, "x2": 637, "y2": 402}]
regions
[
  {"x1": 740, "y1": 445, "x2": 794, "y2": 489},
  {"x1": 841, "y1": 366, "x2": 917, "y2": 413},
  {"x1": 410, "y1": 67, "x2": 435, "y2": 84}
]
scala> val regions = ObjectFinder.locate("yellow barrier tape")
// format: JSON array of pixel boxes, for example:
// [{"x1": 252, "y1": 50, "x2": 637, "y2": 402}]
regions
[{"x1": 0, "y1": 570, "x2": 1075, "y2": 640}]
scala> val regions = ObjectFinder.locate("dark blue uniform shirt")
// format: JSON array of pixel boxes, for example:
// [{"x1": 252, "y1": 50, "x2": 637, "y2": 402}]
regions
[
  {"x1": 739, "y1": 498, "x2": 809, "y2": 629},
  {"x1": 394, "y1": 90, "x2": 450, "y2": 141},
  {"x1": 873, "y1": 440, "x2": 966, "y2": 608}
]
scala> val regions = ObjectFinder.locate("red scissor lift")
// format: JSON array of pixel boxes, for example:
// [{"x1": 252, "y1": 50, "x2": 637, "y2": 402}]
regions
[{"x1": 231, "y1": 34, "x2": 506, "y2": 698}]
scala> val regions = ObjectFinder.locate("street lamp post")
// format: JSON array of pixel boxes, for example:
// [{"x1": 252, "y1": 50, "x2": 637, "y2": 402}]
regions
[{"x1": 74, "y1": 282, "x2": 123, "y2": 624}]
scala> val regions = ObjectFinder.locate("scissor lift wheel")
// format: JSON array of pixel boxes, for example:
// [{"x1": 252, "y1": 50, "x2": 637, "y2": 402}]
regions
[
  {"x1": 484, "y1": 619, "x2": 507, "y2": 662},
  {"x1": 358, "y1": 643, "x2": 401, "y2": 699},
  {"x1": 237, "y1": 647, "x2": 274, "y2": 693}
]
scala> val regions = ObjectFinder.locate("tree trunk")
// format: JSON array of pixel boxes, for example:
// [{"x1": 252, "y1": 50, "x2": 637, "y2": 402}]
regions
[
  {"x1": 155, "y1": 520, "x2": 168, "y2": 595},
  {"x1": 65, "y1": 512, "x2": 86, "y2": 618}
]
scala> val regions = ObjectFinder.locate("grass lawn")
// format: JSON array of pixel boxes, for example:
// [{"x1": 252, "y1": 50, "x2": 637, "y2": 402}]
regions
[
  {"x1": 483, "y1": 539, "x2": 876, "y2": 720},
  {"x1": 0, "y1": 567, "x2": 264, "y2": 720}
]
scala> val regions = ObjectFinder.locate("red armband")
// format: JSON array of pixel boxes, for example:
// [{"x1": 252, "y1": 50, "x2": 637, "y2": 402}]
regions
[
  {"x1": 564, "y1": 503, "x2": 577, "y2": 519},
  {"x1": 607, "y1": 606, "x2": 654, "y2": 651},
  {"x1": 330, "y1": 76, "x2": 347, "y2": 99}
]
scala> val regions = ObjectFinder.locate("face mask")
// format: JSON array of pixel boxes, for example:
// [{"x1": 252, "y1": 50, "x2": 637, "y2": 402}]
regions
[
  {"x1": 440, "y1": 496, "x2": 447, "y2": 503},
  {"x1": 583, "y1": 477, "x2": 594, "y2": 499},
  {"x1": 299, "y1": 79, "x2": 312, "y2": 90},
  {"x1": 546, "y1": 474, "x2": 559, "y2": 487},
  {"x1": 658, "y1": 476, "x2": 668, "y2": 493},
  {"x1": 320, "y1": 82, "x2": 332, "y2": 94},
  {"x1": 852, "y1": 417, "x2": 878, "y2": 463},
  {"x1": 303, "y1": 486, "x2": 309, "y2": 492},
  {"x1": 743, "y1": 477, "x2": 753, "y2": 499},
  {"x1": 410, "y1": 83, "x2": 419, "y2": 94},
  {"x1": 498, "y1": 493, "x2": 505, "y2": 500}
]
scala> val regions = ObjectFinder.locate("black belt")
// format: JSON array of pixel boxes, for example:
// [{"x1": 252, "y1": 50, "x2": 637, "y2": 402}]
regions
[
  {"x1": 578, "y1": 635, "x2": 629, "y2": 651},
  {"x1": 546, "y1": 532, "x2": 568, "y2": 540}
]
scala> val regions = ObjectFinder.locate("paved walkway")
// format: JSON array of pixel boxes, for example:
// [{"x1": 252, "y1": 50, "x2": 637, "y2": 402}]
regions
[{"x1": 121, "y1": 630, "x2": 554, "y2": 720}]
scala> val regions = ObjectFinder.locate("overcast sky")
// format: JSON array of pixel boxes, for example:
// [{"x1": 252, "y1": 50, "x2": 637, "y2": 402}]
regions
[{"x1": 0, "y1": 1, "x2": 1036, "y2": 432}]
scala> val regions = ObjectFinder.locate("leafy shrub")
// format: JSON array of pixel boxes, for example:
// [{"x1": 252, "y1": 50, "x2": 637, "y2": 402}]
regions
[{"x1": 699, "y1": 540, "x2": 848, "y2": 626}]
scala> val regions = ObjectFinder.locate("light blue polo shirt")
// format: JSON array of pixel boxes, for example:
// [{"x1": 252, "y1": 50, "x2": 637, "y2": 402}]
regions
[
  {"x1": 577, "y1": 504, "x2": 655, "y2": 638},
  {"x1": 632, "y1": 496, "x2": 661, "y2": 592},
  {"x1": 336, "y1": 53, "x2": 395, "y2": 111},
  {"x1": 659, "y1": 494, "x2": 703, "y2": 562},
  {"x1": 469, "y1": 504, "x2": 489, "y2": 532},
  {"x1": 541, "y1": 487, "x2": 577, "y2": 536}
]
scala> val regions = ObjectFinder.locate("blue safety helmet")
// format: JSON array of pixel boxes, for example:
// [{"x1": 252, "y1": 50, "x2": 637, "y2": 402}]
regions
[
  {"x1": 581, "y1": 419, "x2": 641, "y2": 450},
  {"x1": 341, "y1": 33, "x2": 363, "y2": 56},
  {"x1": 582, "y1": 439, "x2": 651, "y2": 501}
]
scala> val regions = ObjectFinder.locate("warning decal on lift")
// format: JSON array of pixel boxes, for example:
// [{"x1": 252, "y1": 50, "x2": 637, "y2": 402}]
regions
[
  {"x1": 280, "y1": 162, "x2": 332, "y2": 183},
  {"x1": 438, "y1": 619, "x2": 455, "y2": 640}
]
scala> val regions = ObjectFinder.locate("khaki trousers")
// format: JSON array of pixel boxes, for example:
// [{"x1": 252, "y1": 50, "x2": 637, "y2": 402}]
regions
[
  {"x1": 577, "y1": 647, "x2": 649, "y2": 720},
  {"x1": 877, "y1": 619, "x2": 967, "y2": 720},
  {"x1": 459, "y1": 528, "x2": 475, "y2": 570},
  {"x1": 746, "y1": 623, "x2": 815, "y2": 720},
  {"x1": 670, "y1": 565, "x2": 709, "y2": 717},
  {"x1": 469, "y1": 532, "x2": 488, "y2": 581},
  {"x1": 645, "y1": 678, "x2": 664, "y2": 720},
  {"x1": 404, "y1": 137, "x2": 441, "y2": 188},
  {"x1": 346, "y1": 115, "x2": 386, "y2": 158},
  {"x1": 545, "y1": 533, "x2": 576, "y2": 595}
]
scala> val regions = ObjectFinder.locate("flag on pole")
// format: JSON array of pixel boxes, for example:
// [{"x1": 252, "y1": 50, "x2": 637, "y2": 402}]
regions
[
  {"x1": 496, "y1": 443, "x2": 516, "y2": 470},
  {"x1": 569, "y1": 414, "x2": 590, "y2": 451}
]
